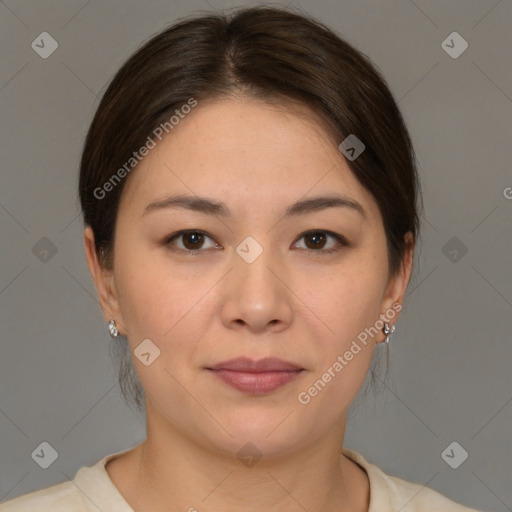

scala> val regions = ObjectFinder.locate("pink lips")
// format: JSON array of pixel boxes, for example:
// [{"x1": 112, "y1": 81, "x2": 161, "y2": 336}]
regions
[{"x1": 206, "y1": 357, "x2": 304, "y2": 394}]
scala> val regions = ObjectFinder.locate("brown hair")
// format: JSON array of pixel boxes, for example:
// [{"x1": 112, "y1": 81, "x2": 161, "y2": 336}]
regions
[{"x1": 79, "y1": 6, "x2": 422, "y2": 412}]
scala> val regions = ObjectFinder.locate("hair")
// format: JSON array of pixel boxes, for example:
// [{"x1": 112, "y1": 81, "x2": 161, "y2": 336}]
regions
[{"x1": 79, "y1": 5, "x2": 422, "y2": 413}]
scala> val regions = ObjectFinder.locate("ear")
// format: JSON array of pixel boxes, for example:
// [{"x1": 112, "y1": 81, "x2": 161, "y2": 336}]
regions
[
  {"x1": 84, "y1": 226, "x2": 126, "y2": 335},
  {"x1": 376, "y1": 231, "x2": 415, "y2": 343}
]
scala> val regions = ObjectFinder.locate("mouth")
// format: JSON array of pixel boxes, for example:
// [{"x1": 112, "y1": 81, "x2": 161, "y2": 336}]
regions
[
  {"x1": 206, "y1": 368, "x2": 304, "y2": 394},
  {"x1": 205, "y1": 357, "x2": 305, "y2": 394}
]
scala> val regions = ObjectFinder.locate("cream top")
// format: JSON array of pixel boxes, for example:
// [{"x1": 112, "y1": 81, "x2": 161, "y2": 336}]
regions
[{"x1": 1, "y1": 447, "x2": 481, "y2": 511}]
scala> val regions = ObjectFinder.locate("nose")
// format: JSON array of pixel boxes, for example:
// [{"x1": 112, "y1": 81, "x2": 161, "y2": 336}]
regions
[{"x1": 220, "y1": 239, "x2": 294, "y2": 334}]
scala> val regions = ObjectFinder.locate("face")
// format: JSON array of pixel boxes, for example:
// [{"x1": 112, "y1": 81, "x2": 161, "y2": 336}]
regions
[{"x1": 85, "y1": 96, "x2": 412, "y2": 458}]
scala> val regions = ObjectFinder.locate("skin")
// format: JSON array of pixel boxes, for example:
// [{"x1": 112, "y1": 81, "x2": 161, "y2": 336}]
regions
[{"x1": 84, "y1": 95, "x2": 414, "y2": 512}]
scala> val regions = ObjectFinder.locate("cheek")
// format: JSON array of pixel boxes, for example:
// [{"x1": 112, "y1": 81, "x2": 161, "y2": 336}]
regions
[
  {"x1": 300, "y1": 258, "x2": 385, "y2": 346},
  {"x1": 293, "y1": 269, "x2": 382, "y2": 419},
  {"x1": 114, "y1": 246, "x2": 216, "y2": 358},
  {"x1": 115, "y1": 259, "x2": 168, "y2": 338}
]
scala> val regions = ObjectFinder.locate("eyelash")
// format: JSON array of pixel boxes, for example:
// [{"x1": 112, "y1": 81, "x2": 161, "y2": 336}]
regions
[{"x1": 164, "y1": 229, "x2": 348, "y2": 255}]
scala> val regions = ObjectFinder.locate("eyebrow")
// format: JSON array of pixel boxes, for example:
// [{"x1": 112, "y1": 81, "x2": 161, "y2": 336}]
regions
[{"x1": 143, "y1": 194, "x2": 366, "y2": 219}]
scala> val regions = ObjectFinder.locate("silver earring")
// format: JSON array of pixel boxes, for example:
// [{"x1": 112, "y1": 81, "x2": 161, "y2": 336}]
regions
[
  {"x1": 108, "y1": 318, "x2": 119, "y2": 338},
  {"x1": 382, "y1": 322, "x2": 395, "y2": 344}
]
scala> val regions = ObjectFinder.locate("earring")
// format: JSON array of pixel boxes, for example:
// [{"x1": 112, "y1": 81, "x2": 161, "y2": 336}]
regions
[
  {"x1": 108, "y1": 318, "x2": 119, "y2": 338},
  {"x1": 382, "y1": 322, "x2": 395, "y2": 344}
]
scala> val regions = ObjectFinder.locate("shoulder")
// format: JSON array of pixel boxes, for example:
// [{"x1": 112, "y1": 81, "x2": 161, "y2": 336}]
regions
[
  {"x1": 378, "y1": 469, "x2": 482, "y2": 511},
  {"x1": 342, "y1": 448, "x2": 483, "y2": 512},
  {"x1": 0, "y1": 480, "x2": 87, "y2": 512},
  {"x1": 1, "y1": 448, "x2": 134, "y2": 512}
]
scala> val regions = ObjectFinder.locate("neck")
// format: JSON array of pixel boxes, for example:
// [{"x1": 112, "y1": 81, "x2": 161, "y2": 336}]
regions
[{"x1": 107, "y1": 406, "x2": 369, "y2": 512}]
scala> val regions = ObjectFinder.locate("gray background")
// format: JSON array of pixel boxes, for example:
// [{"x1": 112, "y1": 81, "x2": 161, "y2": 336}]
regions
[{"x1": 1, "y1": 1, "x2": 511, "y2": 511}]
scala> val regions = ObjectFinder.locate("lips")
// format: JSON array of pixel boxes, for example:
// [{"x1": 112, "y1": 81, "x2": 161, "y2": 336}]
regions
[
  {"x1": 207, "y1": 357, "x2": 303, "y2": 372},
  {"x1": 206, "y1": 357, "x2": 304, "y2": 394}
]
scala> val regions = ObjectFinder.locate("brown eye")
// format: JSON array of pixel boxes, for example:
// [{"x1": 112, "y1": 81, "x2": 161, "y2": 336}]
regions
[
  {"x1": 182, "y1": 232, "x2": 205, "y2": 250},
  {"x1": 304, "y1": 232, "x2": 327, "y2": 249},
  {"x1": 293, "y1": 230, "x2": 348, "y2": 254},
  {"x1": 165, "y1": 230, "x2": 219, "y2": 252}
]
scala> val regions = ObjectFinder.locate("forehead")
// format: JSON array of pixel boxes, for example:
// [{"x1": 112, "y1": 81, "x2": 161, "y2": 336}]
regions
[{"x1": 119, "y1": 97, "x2": 381, "y2": 222}]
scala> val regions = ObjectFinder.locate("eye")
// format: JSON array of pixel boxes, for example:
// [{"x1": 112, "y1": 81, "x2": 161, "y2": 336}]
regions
[
  {"x1": 165, "y1": 230, "x2": 221, "y2": 252},
  {"x1": 293, "y1": 230, "x2": 348, "y2": 254},
  {"x1": 164, "y1": 229, "x2": 347, "y2": 255}
]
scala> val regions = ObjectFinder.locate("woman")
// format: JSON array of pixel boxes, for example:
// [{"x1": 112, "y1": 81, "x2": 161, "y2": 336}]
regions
[{"x1": 1, "y1": 6, "x2": 481, "y2": 512}]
